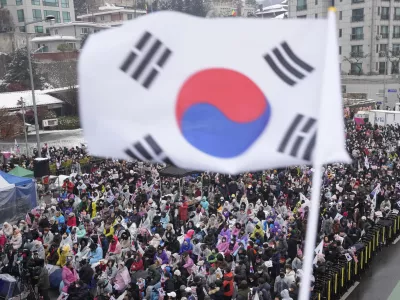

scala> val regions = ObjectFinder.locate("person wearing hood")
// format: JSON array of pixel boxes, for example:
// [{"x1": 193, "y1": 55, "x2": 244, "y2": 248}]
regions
[
  {"x1": 253, "y1": 278, "x2": 272, "y2": 300},
  {"x1": 76, "y1": 224, "x2": 86, "y2": 239},
  {"x1": 274, "y1": 270, "x2": 289, "y2": 297},
  {"x1": 219, "y1": 224, "x2": 231, "y2": 242},
  {"x1": 160, "y1": 212, "x2": 170, "y2": 229},
  {"x1": 284, "y1": 264, "x2": 296, "y2": 285},
  {"x1": 291, "y1": 250, "x2": 303, "y2": 271},
  {"x1": 182, "y1": 252, "x2": 195, "y2": 275},
  {"x1": 88, "y1": 242, "x2": 103, "y2": 265},
  {"x1": 113, "y1": 261, "x2": 131, "y2": 292},
  {"x1": 250, "y1": 222, "x2": 265, "y2": 240},
  {"x1": 154, "y1": 245, "x2": 169, "y2": 265},
  {"x1": 106, "y1": 235, "x2": 122, "y2": 259},
  {"x1": 3, "y1": 222, "x2": 13, "y2": 237},
  {"x1": 200, "y1": 197, "x2": 209, "y2": 211},
  {"x1": 281, "y1": 289, "x2": 293, "y2": 300},
  {"x1": 217, "y1": 236, "x2": 230, "y2": 253},
  {"x1": 222, "y1": 267, "x2": 234, "y2": 299},
  {"x1": 10, "y1": 228, "x2": 22, "y2": 250},
  {"x1": 179, "y1": 238, "x2": 193, "y2": 255},
  {"x1": 130, "y1": 252, "x2": 144, "y2": 272},
  {"x1": 61, "y1": 260, "x2": 79, "y2": 292},
  {"x1": 236, "y1": 280, "x2": 250, "y2": 300},
  {"x1": 42, "y1": 228, "x2": 54, "y2": 248},
  {"x1": 67, "y1": 212, "x2": 77, "y2": 228}
]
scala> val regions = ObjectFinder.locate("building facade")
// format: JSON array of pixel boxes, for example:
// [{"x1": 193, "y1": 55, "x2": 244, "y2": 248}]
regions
[
  {"x1": 77, "y1": 7, "x2": 147, "y2": 27},
  {"x1": 1, "y1": 0, "x2": 75, "y2": 34}
]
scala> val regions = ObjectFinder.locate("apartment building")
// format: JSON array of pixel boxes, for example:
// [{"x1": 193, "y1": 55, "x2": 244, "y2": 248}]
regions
[
  {"x1": 256, "y1": 2, "x2": 288, "y2": 18},
  {"x1": 1, "y1": 0, "x2": 75, "y2": 34},
  {"x1": 288, "y1": 0, "x2": 400, "y2": 77}
]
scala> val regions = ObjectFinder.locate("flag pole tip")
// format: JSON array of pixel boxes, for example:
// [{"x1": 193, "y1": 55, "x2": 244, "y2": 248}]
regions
[{"x1": 328, "y1": 7, "x2": 336, "y2": 12}]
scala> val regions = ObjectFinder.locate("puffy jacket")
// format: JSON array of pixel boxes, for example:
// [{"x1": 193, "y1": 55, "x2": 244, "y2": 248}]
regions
[{"x1": 222, "y1": 271, "x2": 234, "y2": 297}]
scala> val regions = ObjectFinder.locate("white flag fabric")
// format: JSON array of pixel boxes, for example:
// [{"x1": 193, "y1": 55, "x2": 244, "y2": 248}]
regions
[
  {"x1": 79, "y1": 12, "x2": 350, "y2": 174},
  {"x1": 314, "y1": 239, "x2": 323, "y2": 255}
]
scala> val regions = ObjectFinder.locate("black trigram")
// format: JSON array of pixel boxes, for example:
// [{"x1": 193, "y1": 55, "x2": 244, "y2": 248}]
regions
[
  {"x1": 277, "y1": 114, "x2": 317, "y2": 161},
  {"x1": 125, "y1": 135, "x2": 176, "y2": 165},
  {"x1": 120, "y1": 31, "x2": 172, "y2": 89},
  {"x1": 264, "y1": 42, "x2": 314, "y2": 86}
]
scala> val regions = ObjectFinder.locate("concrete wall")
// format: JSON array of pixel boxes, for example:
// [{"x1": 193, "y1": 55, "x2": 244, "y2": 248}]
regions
[{"x1": 0, "y1": 32, "x2": 34, "y2": 53}]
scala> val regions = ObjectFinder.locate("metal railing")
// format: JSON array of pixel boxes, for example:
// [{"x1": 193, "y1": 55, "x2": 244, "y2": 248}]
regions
[
  {"x1": 395, "y1": 15, "x2": 400, "y2": 20},
  {"x1": 42, "y1": 0, "x2": 58, "y2": 6},
  {"x1": 352, "y1": 0, "x2": 364, "y2": 3},
  {"x1": 381, "y1": 14, "x2": 390, "y2": 20},
  {"x1": 351, "y1": 51, "x2": 364, "y2": 57},
  {"x1": 351, "y1": 34, "x2": 364, "y2": 40},
  {"x1": 393, "y1": 33, "x2": 400, "y2": 38},
  {"x1": 381, "y1": 33, "x2": 389, "y2": 38},
  {"x1": 297, "y1": 4, "x2": 307, "y2": 11},
  {"x1": 352, "y1": 15, "x2": 364, "y2": 22}
]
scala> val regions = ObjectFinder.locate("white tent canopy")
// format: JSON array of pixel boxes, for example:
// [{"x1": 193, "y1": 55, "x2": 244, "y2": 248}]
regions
[{"x1": 0, "y1": 174, "x2": 15, "y2": 191}]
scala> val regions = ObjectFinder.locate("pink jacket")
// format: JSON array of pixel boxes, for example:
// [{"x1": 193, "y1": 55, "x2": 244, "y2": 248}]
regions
[
  {"x1": 62, "y1": 266, "x2": 79, "y2": 292},
  {"x1": 183, "y1": 257, "x2": 194, "y2": 275},
  {"x1": 114, "y1": 267, "x2": 131, "y2": 291}
]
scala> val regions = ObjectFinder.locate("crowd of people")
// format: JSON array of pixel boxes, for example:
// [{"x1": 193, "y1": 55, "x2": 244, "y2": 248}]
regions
[{"x1": 0, "y1": 121, "x2": 400, "y2": 300}]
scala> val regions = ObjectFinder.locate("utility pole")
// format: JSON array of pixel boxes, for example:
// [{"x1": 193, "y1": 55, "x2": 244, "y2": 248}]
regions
[{"x1": 17, "y1": 97, "x2": 29, "y2": 157}]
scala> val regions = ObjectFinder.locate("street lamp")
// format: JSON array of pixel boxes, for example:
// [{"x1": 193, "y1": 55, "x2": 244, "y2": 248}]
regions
[{"x1": 24, "y1": 15, "x2": 55, "y2": 154}]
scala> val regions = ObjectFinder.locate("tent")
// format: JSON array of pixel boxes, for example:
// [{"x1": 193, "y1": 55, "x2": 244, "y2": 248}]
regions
[
  {"x1": 0, "y1": 171, "x2": 33, "y2": 186},
  {"x1": 8, "y1": 166, "x2": 34, "y2": 178},
  {"x1": 159, "y1": 166, "x2": 201, "y2": 178},
  {"x1": 0, "y1": 171, "x2": 37, "y2": 224}
]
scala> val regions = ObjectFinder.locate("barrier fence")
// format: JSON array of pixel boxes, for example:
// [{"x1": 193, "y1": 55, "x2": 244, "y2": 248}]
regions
[{"x1": 313, "y1": 212, "x2": 400, "y2": 300}]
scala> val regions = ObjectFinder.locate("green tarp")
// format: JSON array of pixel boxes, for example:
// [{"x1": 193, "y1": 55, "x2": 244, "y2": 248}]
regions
[{"x1": 8, "y1": 166, "x2": 34, "y2": 178}]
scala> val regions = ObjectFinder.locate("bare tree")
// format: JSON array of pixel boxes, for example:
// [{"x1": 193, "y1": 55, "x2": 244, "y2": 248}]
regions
[
  {"x1": 0, "y1": 108, "x2": 23, "y2": 139},
  {"x1": 0, "y1": 8, "x2": 14, "y2": 32},
  {"x1": 343, "y1": 52, "x2": 369, "y2": 75}
]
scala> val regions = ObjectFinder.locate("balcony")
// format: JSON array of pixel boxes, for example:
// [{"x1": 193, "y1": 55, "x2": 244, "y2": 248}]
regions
[
  {"x1": 297, "y1": 4, "x2": 307, "y2": 11},
  {"x1": 351, "y1": 51, "x2": 364, "y2": 57},
  {"x1": 352, "y1": 15, "x2": 364, "y2": 22},
  {"x1": 392, "y1": 51, "x2": 400, "y2": 56},
  {"x1": 381, "y1": 33, "x2": 389, "y2": 38},
  {"x1": 42, "y1": 0, "x2": 58, "y2": 6},
  {"x1": 351, "y1": 34, "x2": 364, "y2": 40},
  {"x1": 379, "y1": 51, "x2": 387, "y2": 57},
  {"x1": 393, "y1": 33, "x2": 400, "y2": 38},
  {"x1": 350, "y1": 70, "x2": 363, "y2": 75},
  {"x1": 381, "y1": 14, "x2": 389, "y2": 20},
  {"x1": 352, "y1": 0, "x2": 364, "y2": 3},
  {"x1": 395, "y1": 15, "x2": 400, "y2": 20}
]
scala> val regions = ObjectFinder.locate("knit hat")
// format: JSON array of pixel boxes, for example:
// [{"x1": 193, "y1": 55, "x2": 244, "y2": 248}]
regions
[{"x1": 174, "y1": 270, "x2": 181, "y2": 276}]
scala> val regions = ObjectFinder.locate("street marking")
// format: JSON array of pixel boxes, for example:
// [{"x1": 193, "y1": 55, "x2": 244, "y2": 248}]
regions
[
  {"x1": 392, "y1": 235, "x2": 400, "y2": 245},
  {"x1": 388, "y1": 281, "x2": 400, "y2": 300},
  {"x1": 340, "y1": 281, "x2": 360, "y2": 300}
]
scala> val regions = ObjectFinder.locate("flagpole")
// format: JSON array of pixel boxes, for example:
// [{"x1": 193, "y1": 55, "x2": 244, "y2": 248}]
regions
[{"x1": 298, "y1": 163, "x2": 323, "y2": 300}]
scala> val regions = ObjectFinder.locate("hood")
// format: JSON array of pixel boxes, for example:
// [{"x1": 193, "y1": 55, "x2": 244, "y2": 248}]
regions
[{"x1": 281, "y1": 289, "x2": 290, "y2": 298}]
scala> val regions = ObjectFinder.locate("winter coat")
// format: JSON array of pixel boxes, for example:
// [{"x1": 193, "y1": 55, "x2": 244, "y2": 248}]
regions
[
  {"x1": 114, "y1": 266, "x2": 131, "y2": 291},
  {"x1": 89, "y1": 246, "x2": 103, "y2": 264},
  {"x1": 281, "y1": 289, "x2": 293, "y2": 300},
  {"x1": 37, "y1": 266, "x2": 50, "y2": 290},
  {"x1": 274, "y1": 276, "x2": 289, "y2": 294},
  {"x1": 179, "y1": 202, "x2": 189, "y2": 221},
  {"x1": 78, "y1": 265, "x2": 94, "y2": 285},
  {"x1": 11, "y1": 233, "x2": 22, "y2": 250},
  {"x1": 61, "y1": 266, "x2": 79, "y2": 292}
]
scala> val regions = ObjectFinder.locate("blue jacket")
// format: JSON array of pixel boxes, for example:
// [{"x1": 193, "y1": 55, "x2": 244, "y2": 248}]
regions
[{"x1": 89, "y1": 246, "x2": 103, "y2": 264}]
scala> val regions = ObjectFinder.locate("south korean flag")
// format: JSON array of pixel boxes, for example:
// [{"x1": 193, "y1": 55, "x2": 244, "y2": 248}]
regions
[{"x1": 79, "y1": 11, "x2": 350, "y2": 174}]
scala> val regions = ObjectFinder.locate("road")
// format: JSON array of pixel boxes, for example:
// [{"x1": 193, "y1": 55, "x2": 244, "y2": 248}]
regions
[{"x1": 347, "y1": 238, "x2": 400, "y2": 300}]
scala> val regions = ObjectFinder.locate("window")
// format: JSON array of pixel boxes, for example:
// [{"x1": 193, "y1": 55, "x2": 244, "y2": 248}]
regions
[
  {"x1": 43, "y1": 0, "x2": 58, "y2": 7},
  {"x1": 380, "y1": 44, "x2": 388, "y2": 52},
  {"x1": 46, "y1": 28, "x2": 49, "y2": 34},
  {"x1": 339, "y1": 29, "x2": 342, "y2": 37},
  {"x1": 100, "y1": 15, "x2": 105, "y2": 20},
  {"x1": 41, "y1": 45, "x2": 49, "y2": 52},
  {"x1": 17, "y1": 9, "x2": 24, "y2": 22},
  {"x1": 127, "y1": 13, "x2": 133, "y2": 20},
  {"x1": 34, "y1": 25, "x2": 43, "y2": 33},
  {"x1": 394, "y1": 26, "x2": 400, "y2": 38},
  {"x1": 351, "y1": 45, "x2": 363, "y2": 57},
  {"x1": 393, "y1": 44, "x2": 400, "y2": 52},
  {"x1": 395, "y1": 8, "x2": 400, "y2": 20},
  {"x1": 379, "y1": 62, "x2": 387, "y2": 74},
  {"x1": 315, "y1": 0, "x2": 317, "y2": 4},
  {"x1": 54, "y1": 29, "x2": 58, "y2": 35},
  {"x1": 44, "y1": 10, "x2": 60, "y2": 22},
  {"x1": 381, "y1": 7, "x2": 389, "y2": 20},
  {"x1": 32, "y1": 9, "x2": 42, "y2": 20},
  {"x1": 296, "y1": 0, "x2": 307, "y2": 11},
  {"x1": 352, "y1": 0, "x2": 364, "y2": 3},
  {"x1": 19, "y1": 26, "x2": 25, "y2": 32},
  {"x1": 16, "y1": 0, "x2": 22, "y2": 5},
  {"x1": 352, "y1": 8, "x2": 364, "y2": 22},
  {"x1": 339, "y1": 46, "x2": 341, "y2": 55},
  {"x1": 351, "y1": 63, "x2": 362, "y2": 75},
  {"x1": 61, "y1": 0, "x2": 68, "y2": 7},
  {"x1": 81, "y1": 27, "x2": 89, "y2": 34},
  {"x1": 378, "y1": 7, "x2": 380, "y2": 15},
  {"x1": 351, "y1": 27, "x2": 364, "y2": 40},
  {"x1": 381, "y1": 25, "x2": 389, "y2": 38},
  {"x1": 339, "y1": 11, "x2": 342, "y2": 20},
  {"x1": 31, "y1": 0, "x2": 39, "y2": 4},
  {"x1": 392, "y1": 61, "x2": 399, "y2": 74},
  {"x1": 315, "y1": 14, "x2": 318, "y2": 18},
  {"x1": 297, "y1": 15, "x2": 306, "y2": 18},
  {"x1": 62, "y1": 11, "x2": 71, "y2": 22},
  {"x1": 0, "y1": 0, "x2": 7, "y2": 7}
]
